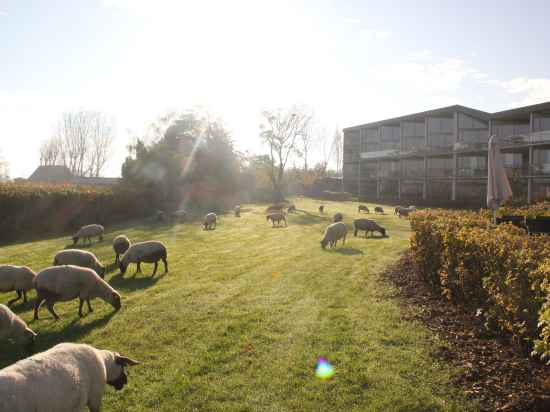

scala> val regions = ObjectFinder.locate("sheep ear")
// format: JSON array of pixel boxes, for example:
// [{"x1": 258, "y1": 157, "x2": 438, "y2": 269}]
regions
[{"x1": 115, "y1": 355, "x2": 140, "y2": 366}]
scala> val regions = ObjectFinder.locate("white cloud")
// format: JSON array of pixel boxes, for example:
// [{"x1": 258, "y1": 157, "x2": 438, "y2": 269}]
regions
[
  {"x1": 359, "y1": 29, "x2": 392, "y2": 40},
  {"x1": 499, "y1": 77, "x2": 550, "y2": 105},
  {"x1": 0, "y1": 10, "x2": 7, "y2": 17}
]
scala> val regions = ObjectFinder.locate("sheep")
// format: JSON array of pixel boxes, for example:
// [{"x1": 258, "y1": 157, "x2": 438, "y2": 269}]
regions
[
  {"x1": 234, "y1": 205, "x2": 241, "y2": 217},
  {"x1": 33, "y1": 265, "x2": 121, "y2": 320},
  {"x1": 266, "y1": 212, "x2": 287, "y2": 227},
  {"x1": 333, "y1": 212, "x2": 344, "y2": 222},
  {"x1": 358, "y1": 205, "x2": 370, "y2": 213},
  {"x1": 72, "y1": 224, "x2": 104, "y2": 245},
  {"x1": 319, "y1": 205, "x2": 325, "y2": 214},
  {"x1": 171, "y1": 209, "x2": 187, "y2": 221},
  {"x1": 287, "y1": 204, "x2": 296, "y2": 213},
  {"x1": 119, "y1": 241, "x2": 168, "y2": 277},
  {"x1": 53, "y1": 249, "x2": 106, "y2": 278},
  {"x1": 0, "y1": 304, "x2": 37, "y2": 351},
  {"x1": 113, "y1": 235, "x2": 131, "y2": 265},
  {"x1": 394, "y1": 206, "x2": 401, "y2": 215},
  {"x1": 353, "y1": 218, "x2": 387, "y2": 238},
  {"x1": 396, "y1": 206, "x2": 416, "y2": 218},
  {"x1": 0, "y1": 265, "x2": 36, "y2": 306},
  {"x1": 0, "y1": 342, "x2": 139, "y2": 412},
  {"x1": 374, "y1": 206, "x2": 384, "y2": 214},
  {"x1": 320, "y1": 222, "x2": 348, "y2": 249},
  {"x1": 204, "y1": 212, "x2": 217, "y2": 230}
]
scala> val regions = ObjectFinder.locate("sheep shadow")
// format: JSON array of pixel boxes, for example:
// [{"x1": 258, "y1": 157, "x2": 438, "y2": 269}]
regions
[
  {"x1": 270, "y1": 225, "x2": 287, "y2": 229},
  {"x1": 5, "y1": 299, "x2": 35, "y2": 314},
  {"x1": 330, "y1": 247, "x2": 364, "y2": 255},
  {"x1": 105, "y1": 262, "x2": 119, "y2": 274},
  {"x1": 292, "y1": 212, "x2": 329, "y2": 226},
  {"x1": 108, "y1": 271, "x2": 163, "y2": 292}
]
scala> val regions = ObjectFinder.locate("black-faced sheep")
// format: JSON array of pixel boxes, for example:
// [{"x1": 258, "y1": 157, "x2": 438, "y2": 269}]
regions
[
  {"x1": 0, "y1": 265, "x2": 36, "y2": 306},
  {"x1": 320, "y1": 222, "x2": 348, "y2": 249},
  {"x1": 333, "y1": 212, "x2": 344, "y2": 222},
  {"x1": 0, "y1": 342, "x2": 139, "y2": 412},
  {"x1": 353, "y1": 218, "x2": 387, "y2": 238},
  {"x1": 204, "y1": 212, "x2": 217, "y2": 230},
  {"x1": 266, "y1": 212, "x2": 287, "y2": 227},
  {"x1": 113, "y1": 235, "x2": 131, "y2": 265},
  {"x1": 53, "y1": 249, "x2": 106, "y2": 278},
  {"x1": 319, "y1": 205, "x2": 325, "y2": 214},
  {"x1": 33, "y1": 265, "x2": 121, "y2": 320},
  {"x1": 374, "y1": 206, "x2": 384, "y2": 214},
  {"x1": 0, "y1": 304, "x2": 37, "y2": 351},
  {"x1": 72, "y1": 224, "x2": 104, "y2": 245},
  {"x1": 119, "y1": 241, "x2": 168, "y2": 277},
  {"x1": 358, "y1": 205, "x2": 370, "y2": 213}
]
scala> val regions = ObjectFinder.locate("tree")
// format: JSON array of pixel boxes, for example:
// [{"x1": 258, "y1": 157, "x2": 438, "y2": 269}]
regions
[
  {"x1": 297, "y1": 124, "x2": 314, "y2": 172},
  {"x1": 332, "y1": 128, "x2": 343, "y2": 175},
  {"x1": 0, "y1": 149, "x2": 9, "y2": 181},
  {"x1": 315, "y1": 126, "x2": 335, "y2": 177},
  {"x1": 41, "y1": 110, "x2": 115, "y2": 177},
  {"x1": 259, "y1": 107, "x2": 311, "y2": 200}
]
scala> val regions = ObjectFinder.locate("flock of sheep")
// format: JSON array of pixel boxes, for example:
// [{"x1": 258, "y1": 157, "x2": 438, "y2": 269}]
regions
[{"x1": 0, "y1": 203, "x2": 415, "y2": 411}]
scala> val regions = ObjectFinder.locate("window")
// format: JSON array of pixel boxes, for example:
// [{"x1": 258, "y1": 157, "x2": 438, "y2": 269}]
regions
[
  {"x1": 379, "y1": 160, "x2": 400, "y2": 178},
  {"x1": 459, "y1": 113, "x2": 487, "y2": 129},
  {"x1": 427, "y1": 180, "x2": 452, "y2": 200},
  {"x1": 458, "y1": 156, "x2": 487, "y2": 177},
  {"x1": 402, "y1": 159, "x2": 424, "y2": 178},
  {"x1": 533, "y1": 149, "x2": 550, "y2": 175},
  {"x1": 428, "y1": 157, "x2": 453, "y2": 177},
  {"x1": 457, "y1": 182, "x2": 486, "y2": 202},
  {"x1": 533, "y1": 115, "x2": 550, "y2": 132},
  {"x1": 380, "y1": 126, "x2": 400, "y2": 150},
  {"x1": 401, "y1": 182, "x2": 423, "y2": 198},
  {"x1": 493, "y1": 122, "x2": 529, "y2": 137},
  {"x1": 459, "y1": 130, "x2": 488, "y2": 145},
  {"x1": 361, "y1": 128, "x2": 379, "y2": 152}
]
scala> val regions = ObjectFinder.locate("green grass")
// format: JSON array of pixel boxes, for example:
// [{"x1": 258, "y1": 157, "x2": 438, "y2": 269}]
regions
[{"x1": 0, "y1": 198, "x2": 473, "y2": 411}]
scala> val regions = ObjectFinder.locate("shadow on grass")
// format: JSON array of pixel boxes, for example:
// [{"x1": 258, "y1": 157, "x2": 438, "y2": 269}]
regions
[
  {"x1": 353, "y1": 235, "x2": 390, "y2": 240},
  {"x1": 6, "y1": 299, "x2": 35, "y2": 314},
  {"x1": 291, "y1": 212, "x2": 329, "y2": 226},
  {"x1": 331, "y1": 247, "x2": 364, "y2": 255},
  {"x1": 108, "y1": 271, "x2": 163, "y2": 292},
  {"x1": 105, "y1": 262, "x2": 118, "y2": 274}
]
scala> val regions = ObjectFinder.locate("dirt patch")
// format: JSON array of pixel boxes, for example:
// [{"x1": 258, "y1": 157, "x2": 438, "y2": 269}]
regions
[{"x1": 383, "y1": 253, "x2": 550, "y2": 412}]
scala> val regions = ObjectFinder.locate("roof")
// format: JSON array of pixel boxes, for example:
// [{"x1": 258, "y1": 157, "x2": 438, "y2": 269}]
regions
[
  {"x1": 28, "y1": 165, "x2": 74, "y2": 182},
  {"x1": 491, "y1": 101, "x2": 550, "y2": 120}
]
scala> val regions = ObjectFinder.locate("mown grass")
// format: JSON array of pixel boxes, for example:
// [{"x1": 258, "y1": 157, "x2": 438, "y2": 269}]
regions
[{"x1": 0, "y1": 197, "x2": 474, "y2": 411}]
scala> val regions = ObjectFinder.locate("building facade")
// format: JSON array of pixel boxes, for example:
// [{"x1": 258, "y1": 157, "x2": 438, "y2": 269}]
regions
[{"x1": 343, "y1": 102, "x2": 550, "y2": 205}]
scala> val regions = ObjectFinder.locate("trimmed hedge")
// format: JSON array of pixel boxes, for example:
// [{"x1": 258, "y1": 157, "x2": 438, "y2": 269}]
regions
[
  {"x1": 0, "y1": 183, "x2": 154, "y2": 243},
  {"x1": 410, "y1": 207, "x2": 550, "y2": 359}
]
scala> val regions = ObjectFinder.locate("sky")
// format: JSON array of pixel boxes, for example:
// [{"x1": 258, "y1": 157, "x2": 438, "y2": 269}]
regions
[{"x1": 1, "y1": 0, "x2": 550, "y2": 178}]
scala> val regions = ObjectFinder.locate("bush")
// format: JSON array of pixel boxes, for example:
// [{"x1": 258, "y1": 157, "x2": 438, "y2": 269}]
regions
[
  {"x1": 410, "y1": 207, "x2": 550, "y2": 356},
  {"x1": 0, "y1": 183, "x2": 153, "y2": 243}
]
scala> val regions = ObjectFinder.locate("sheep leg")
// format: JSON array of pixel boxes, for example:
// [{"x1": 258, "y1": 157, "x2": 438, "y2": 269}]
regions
[
  {"x1": 8, "y1": 290, "x2": 23, "y2": 306},
  {"x1": 136, "y1": 262, "x2": 142, "y2": 274},
  {"x1": 115, "y1": 254, "x2": 119, "y2": 265},
  {"x1": 23, "y1": 290, "x2": 28, "y2": 303},
  {"x1": 34, "y1": 295, "x2": 46, "y2": 320},
  {"x1": 152, "y1": 261, "x2": 158, "y2": 276},
  {"x1": 45, "y1": 299, "x2": 59, "y2": 320},
  {"x1": 354, "y1": 228, "x2": 358, "y2": 237},
  {"x1": 99, "y1": 235, "x2": 103, "y2": 241},
  {"x1": 343, "y1": 233, "x2": 347, "y2": 244},
  {"x1": 87, "y1": 299, "x2": 93, "y2": 313},
  {"x1": 78, "y1": 298, "x2": 85, "y2": 317},
  {"x1": 163, "y1": 258, "x2": 168, "y2": 273}
]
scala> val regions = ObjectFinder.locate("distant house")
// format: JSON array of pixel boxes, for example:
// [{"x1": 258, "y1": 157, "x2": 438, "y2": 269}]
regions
[{"x1": 28, "y1": 165, "x2": 120, "y2": 186}]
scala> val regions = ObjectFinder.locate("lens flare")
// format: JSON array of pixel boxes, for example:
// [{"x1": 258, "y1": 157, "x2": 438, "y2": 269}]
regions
[{"x1": 315, "y1": 357, "x2": 335, "y2": 380}]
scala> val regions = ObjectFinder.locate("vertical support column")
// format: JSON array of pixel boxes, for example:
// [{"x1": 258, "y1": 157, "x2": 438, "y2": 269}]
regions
[
  {"x1": 423, "y1": 156, "x2": 428, "y2": 200},
  {"x1": 357, "y1": 128, "x2": 362, "y2": 199},
  {"x1": 376, "y1": 160, "x2": 381, "y2": 199},
  {"x1": 452, "y1": 111, "x2": 458, "y2": 202},
  {"x1": 528, "y1": 145, "x2": 533, "y2": 204}
]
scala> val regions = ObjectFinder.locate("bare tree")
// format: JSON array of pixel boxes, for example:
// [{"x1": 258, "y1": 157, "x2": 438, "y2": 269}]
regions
[
  {"x1": 46, "y1": 110, "x2": 115, "y2": 177},
  {"x1": 297, "y1": 124, "x2": 314, "y2": 172},
  {"x1": 259, "y1": 107, "x2": 311, "y2": 200},
  {"x1": 332, "y1": 128, "x2": 343, "y2": 175},
  {"x1": 0, "y1": 149, "x2": 9, "y2": 181},
  {"x1": 316, "y1": 126, "x2": 335, "y2": 176}
]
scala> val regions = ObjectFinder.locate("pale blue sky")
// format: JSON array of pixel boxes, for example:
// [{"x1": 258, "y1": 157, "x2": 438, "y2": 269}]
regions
[{"x1": 1, "y1": 0, "x2": 550, "y2": 177}]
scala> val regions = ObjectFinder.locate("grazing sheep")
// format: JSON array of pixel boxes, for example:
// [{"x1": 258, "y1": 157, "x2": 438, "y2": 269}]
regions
[
  {"x1": 287, "y1": 204, "x2": 296, "y2": 213},
  {"x1": 119, "y1": 241, "x2": 168, "y2": 277},
  {"x1": 72, "y1": 224, "x2": 104, "y2": 245},
  {"x1": 0, "y1": 304, "x2": 36, "y2": 351},
  {"x1": 0, "y1": 342, "x2": 139, "y2": 412},
  {"x1": 353, "y1": 218, "x2": 387, "y2": 238},
  {"x1": 171, "y1": 209, "x2": 187, "y2": 221},
  {"x1": 113, "y1": 235, "x2": 131, "y2": 265},
  {"x1": 53, "y1": 249, "x2": 106, "y2": 278},
  {"x1": 266, "y1": 212, "x2": 287, "y2": 227},
  {"x1": 320, "y1": 222, "x2": 348, "y2": 249},
  {"x1": 394, "y1": 206, "x2": 401, "y2": 215},
  {"x1": 33, "y1": 265, "x2": 121, "y2": 320},
  {"x1": 396, "y1": 206, "x2": 416, "y2": 218},
  {"x1": 234, "y1": 205, "x2": 241, "y2": 217},
  {"x1": 374, "y1": 206, "x2": 384, "y2": 214},
  {"x1": 204, "y1": 212, "x2": 217, "y2": 230},
  {"x1": 333, "y1": 212, "x2": 344, "y2": 222},
  {"x1": 358, "y1": 205, "x2": 370, "y2": 213},
  {"x1": 0, "y1": 265, "x2": 36, "y2": 306},
  {"x1": 319, "y1": 205, "x2": 325, "y2": 214}
]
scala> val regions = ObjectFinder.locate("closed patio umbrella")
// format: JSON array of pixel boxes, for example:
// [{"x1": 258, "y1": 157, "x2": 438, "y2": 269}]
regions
[{"x1": 487, "y1": 135, "x2": 513, "y2": 222}]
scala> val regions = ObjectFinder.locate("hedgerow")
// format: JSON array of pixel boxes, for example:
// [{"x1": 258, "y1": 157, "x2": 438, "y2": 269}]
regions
[{"x1": 409, "y1": 206, "x2": 550, "y2": 358}]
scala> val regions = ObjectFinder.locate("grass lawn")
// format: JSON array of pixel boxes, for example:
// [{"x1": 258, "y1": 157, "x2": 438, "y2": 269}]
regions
[{"x1": 0, "y1": 197, "x2": 473, "y2": 411}]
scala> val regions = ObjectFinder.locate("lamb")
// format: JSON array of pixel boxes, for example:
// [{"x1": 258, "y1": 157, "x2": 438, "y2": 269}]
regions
[
  {"x1": 358, "y1": 205, "x2": 370, "y2": 213},
  {"x1": 119, "y1": 241, "x2": 168, "y2": 277},
  {"x1": 53, "y1": 249, "x2": 106, "y2": 278},
  {"x1": 320, "y1": 222, "x2": 348, "y2": 249},
  {"x1": 353, "y1": 218, "x2": 387, "y2": 238},
  {"x1": 0, "y1": 265, "x2": 37, "y2": 306},
  {"x1": 204, "y1": 212, "x2": 217, "y2": 230},
  {"x1": 333, "y1": 212, "x2": 344, "y2": 222},
  {"x1": 33, "y1": 265, "x2": 121, "y2": 320},
  {"x1": 0, "y1": 304, "x2": 37, "y2": 351},
  {"x1": 287, "y1": 204, "x2": 296, "y2": 213},
  {"x1": 234, "y1": 205, "x2": 241, "y2": 217},
  {"x1": 72, "y1": 224, "x2": 104, "y2": 245},
  {"x1": 319, "y1": 205, "x2": 325, "y2": 214},
  {"x1": 374, "y1": 206, "x2": 384, "y2": 214},
  {"x1": 0, "y1": 342, "x2": 139, "y2": 412},
  {"x1": 266, "y1": 212, "x2": 287, "y2": 227},
  {"x1": 113, "y1": 235, "x2": 131, "y2": 265}
]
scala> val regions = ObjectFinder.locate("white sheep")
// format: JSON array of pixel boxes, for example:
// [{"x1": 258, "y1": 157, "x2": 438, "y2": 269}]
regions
[
  {"x1": 72, "y1": 224, "x2": 105, "y2": 245},
  {"x1": 204, "y1": 212, "x2": 217, "y2": 230},
  {"x1": 0, "y1": 342, "x2": 139, "y2": 412},
  {"x1": 320, "y1": 222, "x2": 348, "y2": 249},
  {"x1": 119, "y1": 241, "x2": 168, "y2": 277},
  {"x1": 33, "y1": 265, "x2": 121, "y2": 320},
  {"x1": 113, "y1": 235, "x2": 131, "y2": 265},
  {"x1": 0, "y1": 265, "x2": 37, "y2": 306},
  {"x1": 53, "y1": 249, "x2": 106, "y2": 278},
  {"x1": 0, "y1": 304, "x2": 37, "y2": 351}
]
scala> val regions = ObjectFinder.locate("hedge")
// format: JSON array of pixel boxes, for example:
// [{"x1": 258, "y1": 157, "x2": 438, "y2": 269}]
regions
[
  {"x1": 409, "y1": 207, "x2": 550, "y2": 359},
  {"x1": 0, "y1": 183, "x2": 154, "y2": 243}
]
